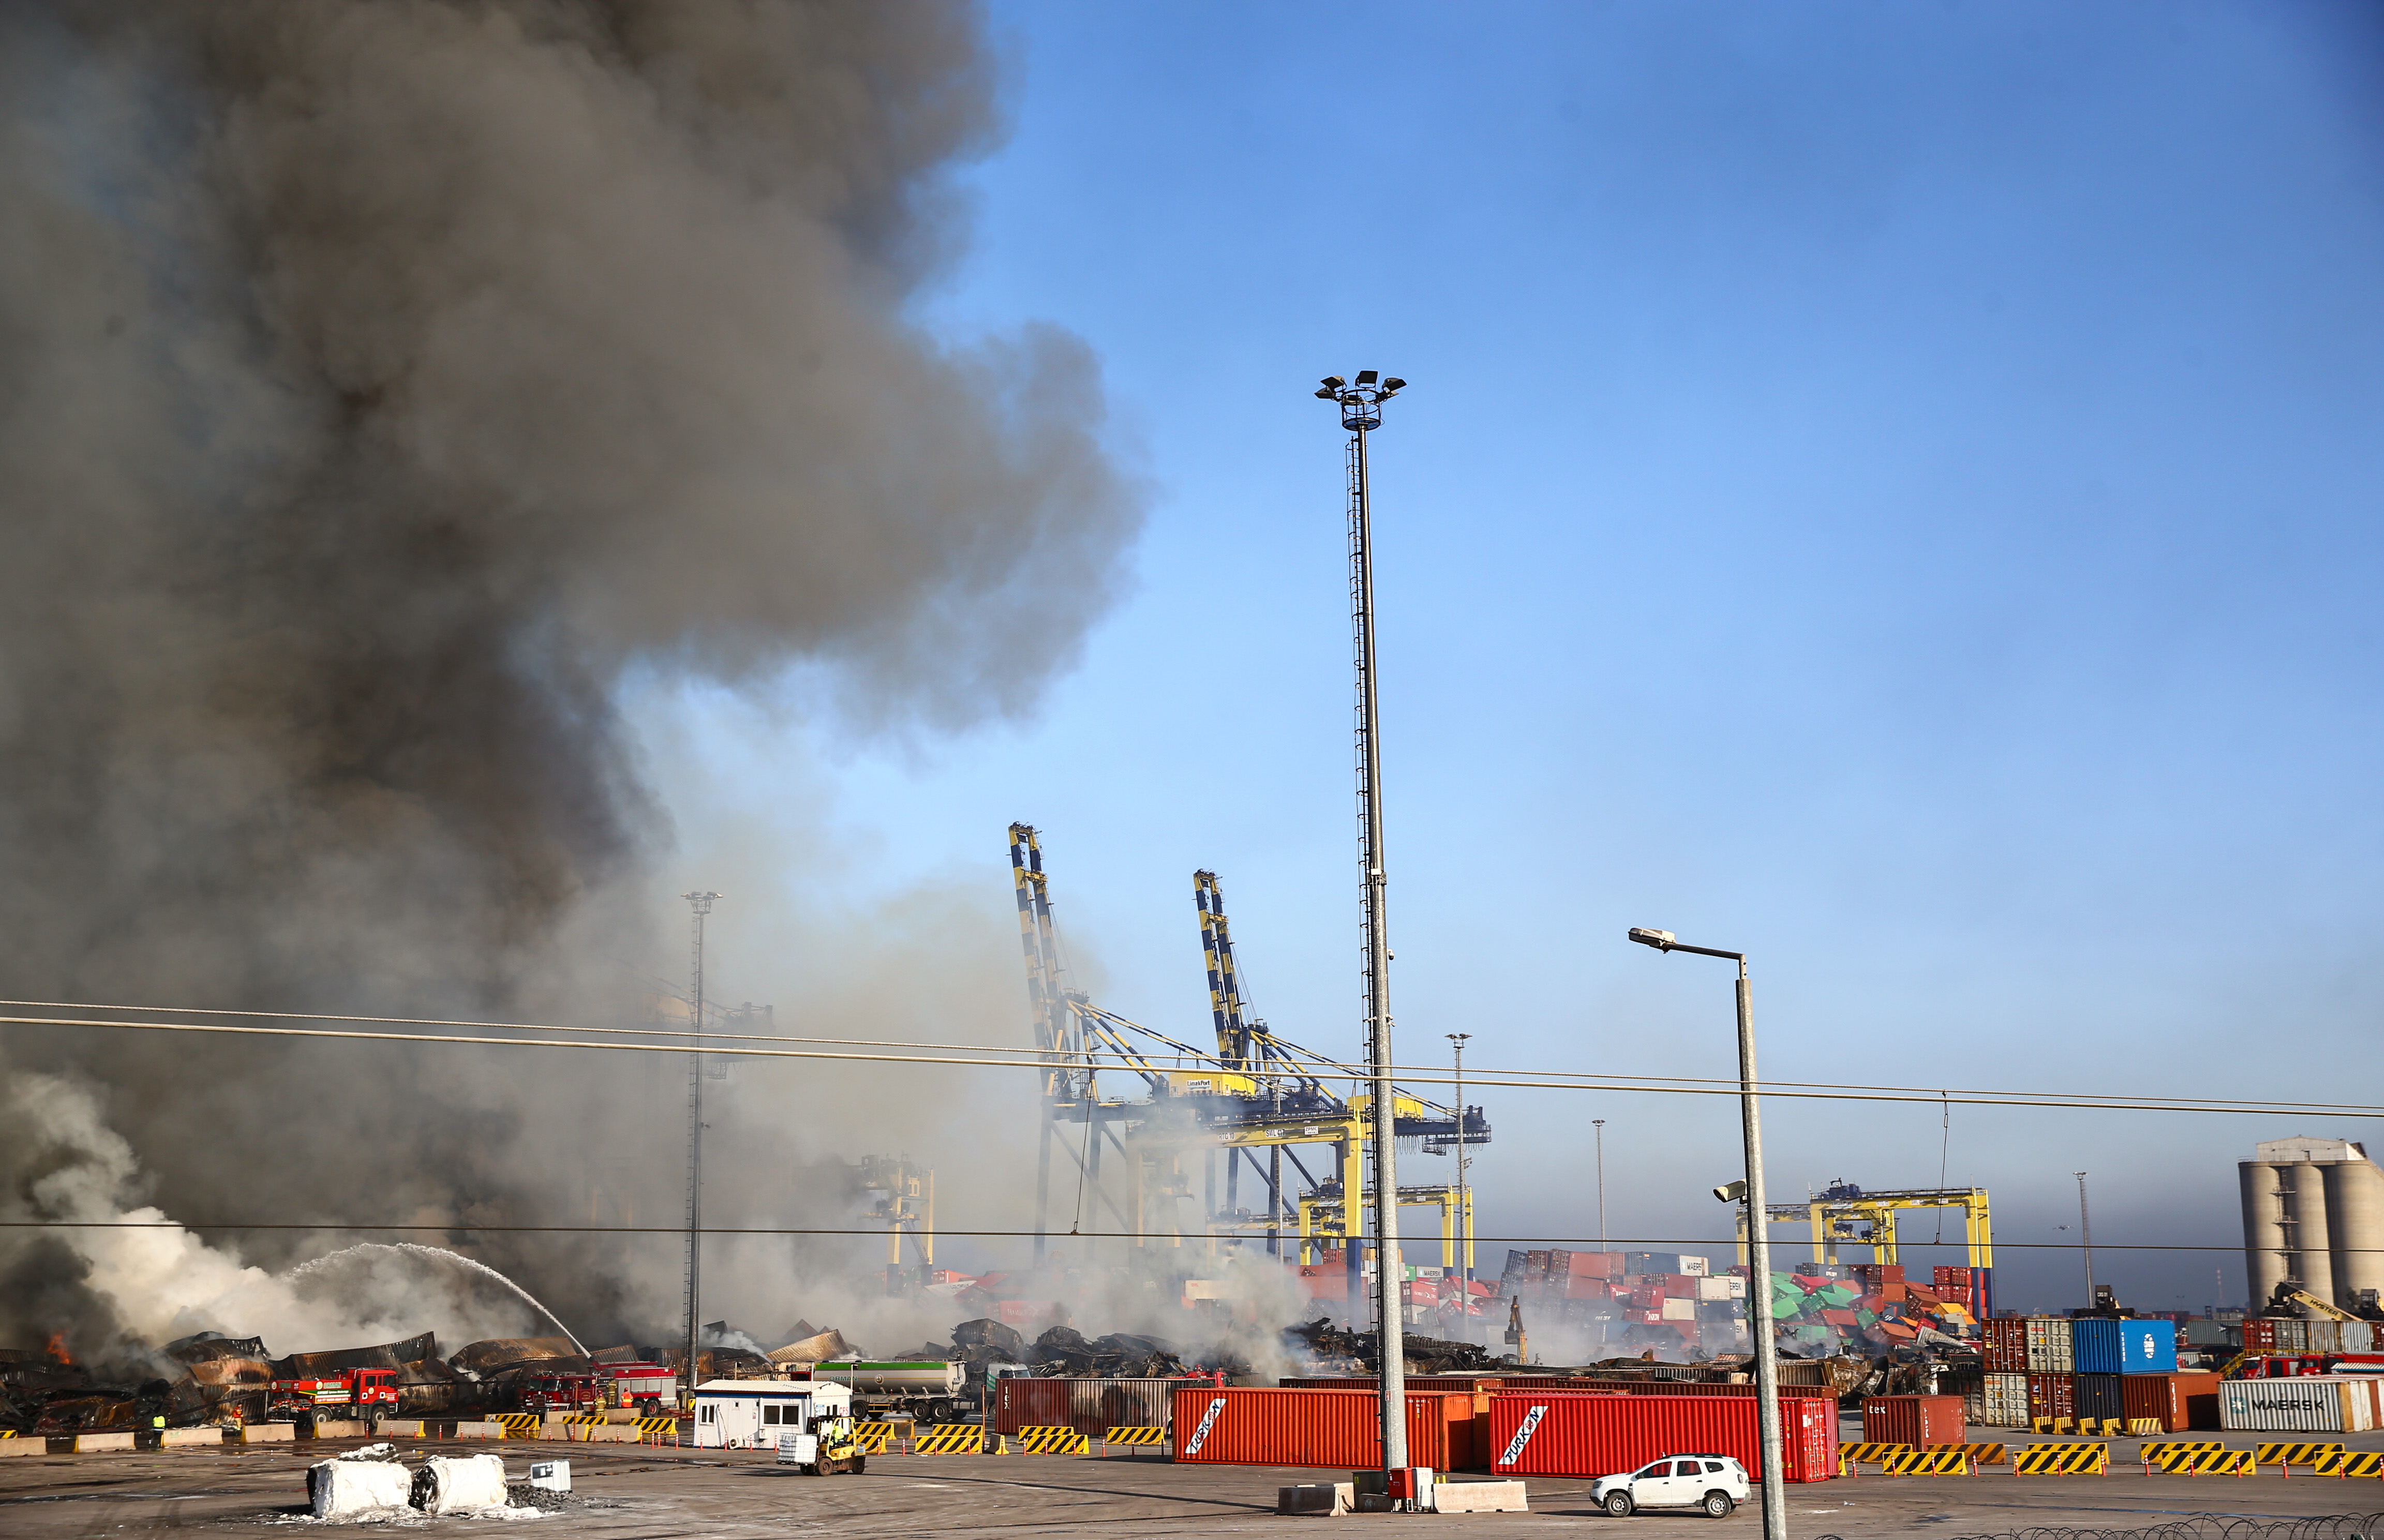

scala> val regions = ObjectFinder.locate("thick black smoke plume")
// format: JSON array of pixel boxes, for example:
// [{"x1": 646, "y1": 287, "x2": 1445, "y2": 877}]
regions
[{"x1": 0, "y1": 1, "x2": 1139, "y2": 1364}]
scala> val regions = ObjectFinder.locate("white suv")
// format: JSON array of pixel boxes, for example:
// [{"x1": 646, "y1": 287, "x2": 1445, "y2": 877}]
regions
[{"x1": 1589, "y1": 1453, "x2": 1749, "y2": 1518}]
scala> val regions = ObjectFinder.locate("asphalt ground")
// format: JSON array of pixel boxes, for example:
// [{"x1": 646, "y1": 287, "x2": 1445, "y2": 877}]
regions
[{"x1": 4, "y1": 1430, "x2": 2384, "y2": 1539}]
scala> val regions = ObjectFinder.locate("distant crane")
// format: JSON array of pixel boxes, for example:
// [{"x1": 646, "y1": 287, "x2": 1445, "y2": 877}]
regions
[{"x1": 1009, "y1": 826, "x2": 1487, "y2": 1302}]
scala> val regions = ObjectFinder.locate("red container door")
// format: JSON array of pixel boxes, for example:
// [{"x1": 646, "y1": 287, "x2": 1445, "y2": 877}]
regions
[{"x1": 996, "y1": 1379, "x2": 1070, "y2": 1436}]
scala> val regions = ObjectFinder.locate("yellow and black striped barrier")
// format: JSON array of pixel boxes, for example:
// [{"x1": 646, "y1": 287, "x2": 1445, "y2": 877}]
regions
[
  {"x1": 2257, "y1": 1442, "x2": 2344, "y2": 1472},
  {"x1": 2163, "y1": 1448, "x2": 2255, "y2": 1477},
  {"x1": 913, "y1": 1425, "x2": 985, "y2": 1456},
  {"x1": 2140, "y1": 1442, "x2": 2224, "y2": 1473},
  {"x1": 632, "y1": 1417, "x2": 680, "y2": 1443},
  {"x1": 2312, "y1": 1451, "x2": 2384, "y2": 1478},
  {"x1": 1837, "y1": 1442, "x2": 1913, "y2": 1474},
  {"x1": 1930, "y1": 1443, "x2": 2006, "y2": 1468},
  {"x1": 853, "y1": 1423, "x2": 898, "y2": 1454},
  {"x1": 2013, "y1": 1443, "x2": 2107, "y2": 1475},
  {"x1": 2032, "y1": 1417, "x2": 2075, "y2": 1436},
  {"x1": 2126, "y1": 1418, "x2": 2163, "y2": 1437},
  {"x1": 1105, "y1": 1426, "x2": 1167, "y2": 1455},
  {"x1": 560, "y1": 1413, "x2": 608, "y2": 1426},
  {"x1": 1884, "y1": 1449, "x2": 1971, "y2": 1476},
  {"x1": 491, "y1": 1413, "x2": 541, "y2": 1437},
  {"x1": 1014, "y1": 1427, "x2": 1091, "y2": 1456}
]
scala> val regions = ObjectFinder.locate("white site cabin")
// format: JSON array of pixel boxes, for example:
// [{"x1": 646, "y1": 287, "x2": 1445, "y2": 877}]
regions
[{"x1": 691, "y1": 1380, "x2": 854, "y2": 1449}]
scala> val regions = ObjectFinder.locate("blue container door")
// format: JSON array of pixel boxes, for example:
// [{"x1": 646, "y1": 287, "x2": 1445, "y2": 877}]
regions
[
  {"x1": 2120, "y1": 1322, "x2": 2178, "y2": 1374},
  {"x1": 2072, "y1": 1318, "x2": 2122, "y2": 1373}
]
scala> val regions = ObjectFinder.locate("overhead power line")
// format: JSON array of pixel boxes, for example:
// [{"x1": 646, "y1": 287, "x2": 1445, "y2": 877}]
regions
[
  {"x1": 0, "y1": 1219, "x2": 2296, "y2": 1252},
  {"x1": 6, "y1": 1003, "x2": 2383, "y2": 1118}
]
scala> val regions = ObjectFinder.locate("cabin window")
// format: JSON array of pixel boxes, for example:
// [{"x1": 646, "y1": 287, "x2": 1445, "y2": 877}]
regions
[
  {"x1": 763, "y1": 1405, "x2": 781, "y2": 1424},
  {"x1": 699, "y1": 1405, "x2": 716, "y2": 1424}
]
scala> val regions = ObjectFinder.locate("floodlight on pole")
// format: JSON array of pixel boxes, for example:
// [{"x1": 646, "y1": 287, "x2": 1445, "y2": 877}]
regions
[
  {"x1": 1628, "y1": 926, "x2": 1785, "y2": 1540},
  {"x1": 1316, "y1": 367, "x2": 1409, "y2": 1479}
]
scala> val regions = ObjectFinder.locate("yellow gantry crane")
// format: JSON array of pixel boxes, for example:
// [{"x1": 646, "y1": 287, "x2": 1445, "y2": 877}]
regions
[
  {"x1": 1010, "y1": 825, "x2": 1486, "y2": 1299},
  {"x1": 1734, "y1": 1182, "x2": 1994, "y2": 1269}
]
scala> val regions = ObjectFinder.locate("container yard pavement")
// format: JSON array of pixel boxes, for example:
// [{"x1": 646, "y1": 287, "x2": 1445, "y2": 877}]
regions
[{"x1": 12, "y1": 1434, "x2": 2384, "y2": 1538}]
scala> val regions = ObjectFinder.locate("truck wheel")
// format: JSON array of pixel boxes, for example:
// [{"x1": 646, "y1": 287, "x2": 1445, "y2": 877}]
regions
[
  {"x1": 851, "y1": 1456, "x2": 866, "y2": 1475},
  {"x1": 1701, "y1": 1491, "x2": 1734, "y2": 1518},
  {"x1": 1603, "y1": 1492, "x2": 1635, "y2": 1518}
]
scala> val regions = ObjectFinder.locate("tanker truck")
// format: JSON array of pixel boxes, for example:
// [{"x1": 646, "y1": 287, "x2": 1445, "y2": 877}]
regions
[{"x1": 795, "y1": 1361, "x2": 969, "y2": 1424}]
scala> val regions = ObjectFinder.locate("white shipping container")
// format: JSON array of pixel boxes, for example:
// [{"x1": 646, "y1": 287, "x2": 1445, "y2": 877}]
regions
[
  {"x1": 1676, "y1": 1255, "x2": 1710, "y2": 1277},
  {"x1": 2219, "y1": 1377, "x2": 2380, "y2": 1433},
  {"x1": 1660, "y1": 1297, "x2": 1698, "y2": 1321},
  {"x1": 1696, "y1": 1276, "x2": 1739, "y2": 1301},
  {"x1": 2308, "y1": 1321, "x2": 2342, "y2": 1355},
  {"x1": 1980, "y1": 1372, "x2": 2030, "y2": 1428},
  {"x1": 2024, "y1": 1318, "x2": 2075, "y2": 1373},
  {"x1": 2348, "y1": 1322, "x2": 2376, "y2": 1353}
]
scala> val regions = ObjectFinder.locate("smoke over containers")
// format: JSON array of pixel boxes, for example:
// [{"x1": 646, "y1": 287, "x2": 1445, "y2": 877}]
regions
[{"x1": 0, "y1": 0, "x2": 1140, "y2": 1372}]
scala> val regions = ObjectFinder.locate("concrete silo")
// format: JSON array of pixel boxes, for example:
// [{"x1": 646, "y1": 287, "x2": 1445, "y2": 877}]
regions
[{"x1": 2241, "y1": 1137, "x2": 2384, "y2": 1311}]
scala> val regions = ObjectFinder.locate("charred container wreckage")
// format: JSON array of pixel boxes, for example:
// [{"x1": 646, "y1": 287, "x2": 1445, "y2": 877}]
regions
[{"x1": 0, "y1": 1331, "x2": 642, "y2": 1436}]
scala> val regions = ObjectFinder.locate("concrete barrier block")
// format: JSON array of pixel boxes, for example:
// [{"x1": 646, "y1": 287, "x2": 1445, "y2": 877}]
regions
[
  {"x1": 1278, "y1": 1483, "x2": 1353, "y2": 1516},
  {"x1": 569, "y1": 1423, "x2": 641, "y2": 1443},
  {"x1": 602, "y1": 1408, "x2": 638, "y2": 1424},
  {"x1": 74, "y1": 1431, "x2": 137, "y2": 1453},
  {"x1": 159, "y1": 1427, "x2": 227, "y2": 1448},
  {"x1": 376, "y1": 1419, "x2": 425, "y2": 1439},
  {"x1": 452, "y1": 1422, "x2": 506, "y2": 1441},
  {"x1": 1432, "y1": 1481, "x2": 1530, "y2": 1514},
  {"x1": 239, "y1": 1423, "x2": 296, "y2": 1444},
  {"x1": 305, "y1": 1421, "x2": 367, "y2": 1440},
  {"x1": 0, "y1": 1437, "x2": 50, "y2": 1457}
]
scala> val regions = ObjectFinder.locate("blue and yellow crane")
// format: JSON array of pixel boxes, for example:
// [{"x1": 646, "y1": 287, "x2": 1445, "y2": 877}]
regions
[{"x1": 1009, "y1": 824, "x2": 1489, "y2": 1304}]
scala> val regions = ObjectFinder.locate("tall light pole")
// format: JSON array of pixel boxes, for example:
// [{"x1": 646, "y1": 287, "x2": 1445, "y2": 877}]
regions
[
  {"x1": 1317, "y1": 368, "x2": 1410, "y2": 1476},
  {"x1": 681, "y1": 890, "x2": 721, "y2": 1399},
  {"x1": 1593, "y1": 1119, "x2": 1608, "y2": 1248},
  {"x1": 2075, "y1": 1171, "x2": 2095, "y2": 1309},
  {"x1": 1448, "y1": 1033, "x2": 1473, "y2": 1292},
  {"x1": 1629, "y1": 928, "x2": 1784, "y2": 1540}
]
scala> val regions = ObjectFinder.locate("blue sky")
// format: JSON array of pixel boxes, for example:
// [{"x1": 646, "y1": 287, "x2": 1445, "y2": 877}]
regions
[{"x1": 644, "y1": 2, "x2": 2384, "y2": 1313}]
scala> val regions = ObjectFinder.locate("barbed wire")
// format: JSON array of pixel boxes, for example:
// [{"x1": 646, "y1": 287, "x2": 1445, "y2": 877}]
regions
[{"x1": 1813, "y1": 1513, "x2": 2384, "y2": 1540}]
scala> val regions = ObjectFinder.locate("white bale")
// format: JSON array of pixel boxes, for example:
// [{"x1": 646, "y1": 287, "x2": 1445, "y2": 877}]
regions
[
  {"x1": 413, "y1": 1452, "x2": 510, "y2": 1514},
  {"x1": 308, "y1": 1457, "x2": 414, "y2": 1520}
]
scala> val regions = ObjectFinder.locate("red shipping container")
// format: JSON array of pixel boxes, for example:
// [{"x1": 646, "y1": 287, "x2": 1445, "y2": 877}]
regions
[
  {"x1": 1853, "y1": 1264, "x2": 1905, "y2": 1285},
  {"x1": 2119, "y1": 1372, "x2": 2222, "y2": 1433},
  {"x1": 1933, "y1": 1266, "x2": 1975, "y2": 1288},
  {"x1": 1661, "y1": 1274, "x2": 1702, "y2": 1295},
  {"x1": 1170, "y1": 1387, "x2": 1481, "y2": 1470},
  {"x1": 1487, "y1": 1392, "x2": 1836, "y2": 1483},
  {"x1": 996, "y1": 1378, "x2": 1070, "y2": 1434},
  {"x1": 2242, "y1": 1320, "x2": 2279, "y2": 1353},
  {"x1": 1984, "y1": 1318, "x2": 2028, "y2": 1373},
  {"x1": 1287, "y1": 1392, "x2": 1507, "y2": 1401},
  {"x1": 1564, "y1": 1276, "x2": 1612, "y2": 1302},
  {"x1": 1562, "y1": 1251, "x2": 1625, "y2": 1279},
  {"x1": 2026, "y1": 1373, "x2": 2076, "y2": 1422},
  {"x1": 1860, "y1": 1395, "x2": 1964, "y2": 1447}
]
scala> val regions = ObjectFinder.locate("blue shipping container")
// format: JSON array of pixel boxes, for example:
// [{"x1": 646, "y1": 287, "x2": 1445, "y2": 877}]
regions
[
  {"x1": 2119, "y1": 1320, "x2": 2178, "y2": 1374},
  {"x1": 2073, "y1": 1318, "x2": 2123, "y2": 1373}
]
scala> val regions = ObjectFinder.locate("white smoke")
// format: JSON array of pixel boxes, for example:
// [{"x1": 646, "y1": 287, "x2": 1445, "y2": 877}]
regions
[{"x1": 1, "y1": 1064, "x2": 547, "y2": 1362}]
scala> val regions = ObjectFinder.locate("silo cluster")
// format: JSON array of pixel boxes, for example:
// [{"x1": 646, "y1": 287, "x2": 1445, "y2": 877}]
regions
[{"x1": 2239, "y1": 1137, "x2": 2384, "y2": 1309}]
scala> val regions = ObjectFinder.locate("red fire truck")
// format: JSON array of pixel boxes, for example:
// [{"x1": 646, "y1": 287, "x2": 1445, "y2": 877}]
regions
[{"x1": 267, "y1": 1367, "x2": 400, "y2": 1429}]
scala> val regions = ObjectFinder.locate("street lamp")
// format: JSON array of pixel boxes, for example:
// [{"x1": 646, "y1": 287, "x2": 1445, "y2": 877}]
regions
[
  {"x1": 1318, "y1": 368, "x2": 1410, "y2": 1478},
  {"x1": 1628, "y1": 926, "x2": 1784, "y2": 1540},
  {"x1": 1448, "y1": 1033, "x2": 1473, "y2": 1293}
]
